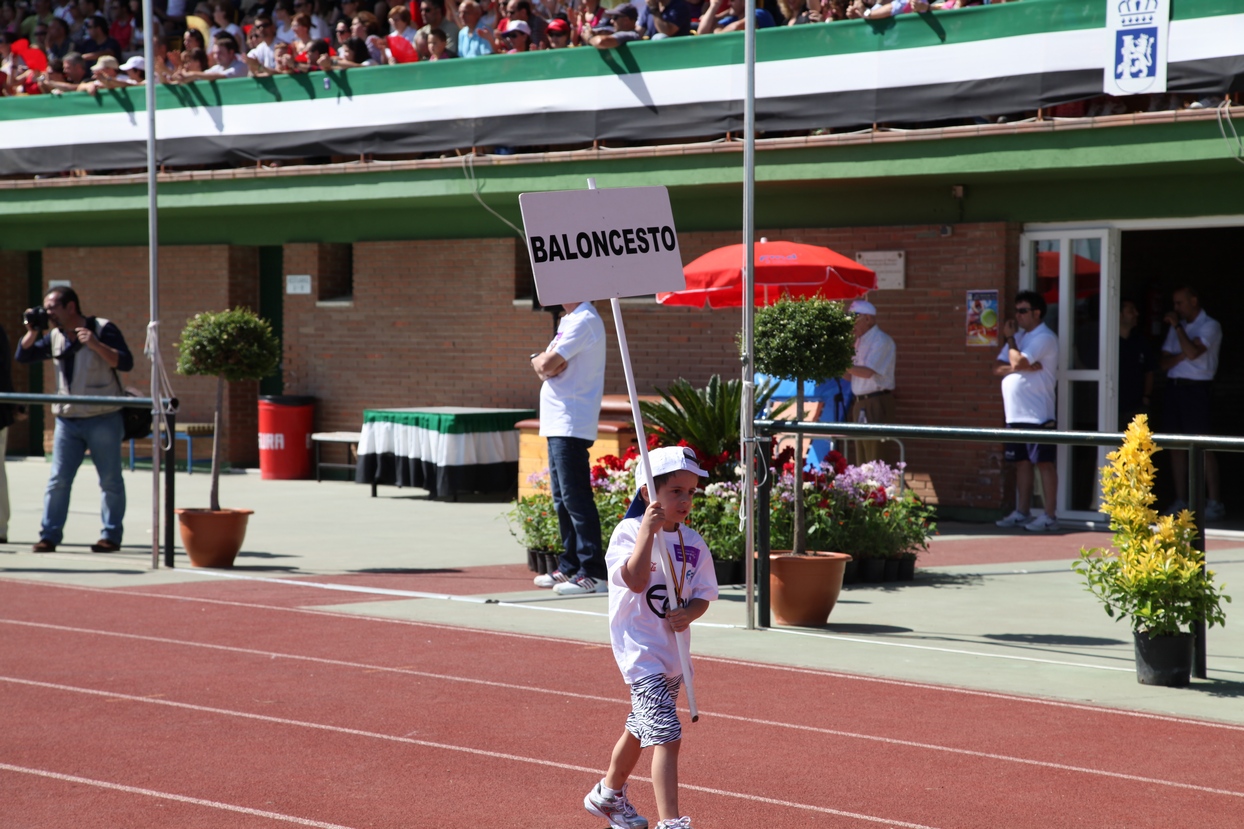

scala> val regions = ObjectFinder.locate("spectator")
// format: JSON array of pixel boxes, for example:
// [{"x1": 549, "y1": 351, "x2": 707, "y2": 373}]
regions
[
  {"x1": 332, "y1": 34, "x2": 375, "y2": 64},
  {"x1": 182, "y1": 44, "x2": 207, "y2": 69},
  {"x1": 581, "y1": 3, "x2": 639, "y2": 48},
  {"x1": 291, "y1": 0, "x2": 328, "y2": 39},
  {"x1": 417, "y1": 0, "x2": 458, "y2": 50},
  {"x1": 544, "y1": 14, "x2": 568, "y2": 46},
  {"x1": 43, "y1": 16, "x2": 70, "y2": 58},
  {"x1": 207, "y1": 0, "x2": 240, "y2": 48},
  {"x1": 502, "y1": 0, "x2": 543, "y2": 48},
  {"x1": 698, "y1": 0, "x2": 774, "y2": 33},
  {"x1": 77, "y1": 14, "x2": 121, "y2": 61},
  {"x1": 85, "y1": 51, "x2": 140, "y2": 88},
  {"x1": 351, "y1": 11, "x2": 383, "y2": 62},
  {"x1": 176, "y1": 30, "x2": 247, "y2": 77},
  {"x1": 387, "y1": 3, "x2": 414, "y2": 44},
  {"x1": 272, "y1": 0, "x2": 295, "y2": 42},
  {"x1": 499, "y1": 15, "x2": 528, "y2": 51},
  {"x1": 106, "y1": 0, "x2": 133, "y2": 49},
  {"x1": 636, "y1": 0, "x2": 691, "y2": 39},
  {"x1": 288, "y1": 11, "x2": 313, "y2": 54},
  {"x1": 426, "y1": 25, "x2": 453, "y2": 57},
  {"x1": 69, "y1": 0, "x2": 99, "y2": 41},
  {"x1": 0, "y1": 322, "x2": 14, "y2": 545},
  {"x1": 570, "y1": 0, "x2": 606, "y2": 44},
  {"x1": 245, "y1": 14, "x2": 276, "y2": 68},
  {"x1": 20, "y1": 0, "x2": 55, "y2": 37},
  {"x1": 37, "y1": 47, "x2": 86, "y2": 89},
  {"x1": 843, "y1": 299, "x2": 896, "y2": 464},
  {"x1": 130, "y1": 0, "x2": 158, "y2": 54},
  {"x1": 17, "y1": 286, "x2": 134, "y2": 555},
  {"x1": 117, "y1": 51, "x2": 142, "y2": 79},
  {"x1": 181, "y1": 24, "x2": 204, "y2": 53},
  {"x1": 851, "y1": 0, "x2": 927, "y2": 18},
  {"x1": 332, "y1": 16, "x2": 349, "y2": 51},
  {"x1": 1117, "y1": 297, "x2": 1156, "y2": 429},
  {"x1": 0, "y1": 33, "x2": 20, "y2": 95},
  {"x1": 455, "y1": 0, "x2": 492, "y2": 57},
  {"x1": 327, "y1": 0, "x2": 358, "y2": 30}
]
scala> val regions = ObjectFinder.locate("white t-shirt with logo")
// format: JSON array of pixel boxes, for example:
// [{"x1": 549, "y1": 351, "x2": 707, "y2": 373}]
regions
[
  {"x1": 1161, "y1": 310, "x2": 1221, "y2": 381},
  {"x1": 998, "y1": 322, "x2": 1058, "y2": 424},
  {"x1": 606, "y1": 518, "x2": 719, "y2": 684},
  {"x1": 538, "y1": 302, "x2": 606, "y2": 440}
]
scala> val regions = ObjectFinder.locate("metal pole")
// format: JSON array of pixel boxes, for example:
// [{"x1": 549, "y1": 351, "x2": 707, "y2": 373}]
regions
[
  {"x1": 741, "y1": 0, "x2": 757, "y2": 629},
  {"x1": 1188, "y1": 446, "x2": 1207, "y2": 679},
  {"x1": 757, "y1": 435, "x2": 771, "y2": 629},
  {"x1": 144, "y1": 0, "x2": 161, "y2": 569},
  {"x1": 165, "y1": 412, "x2": 176, "y2": 568}
]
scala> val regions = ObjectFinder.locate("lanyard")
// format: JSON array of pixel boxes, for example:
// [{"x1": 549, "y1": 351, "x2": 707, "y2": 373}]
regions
[{"x1": 664, "y1": 525, "x2": 688, "y2": 608}]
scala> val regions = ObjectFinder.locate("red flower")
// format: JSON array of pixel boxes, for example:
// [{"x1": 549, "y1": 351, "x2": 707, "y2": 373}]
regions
[
  {"x1": 827, "y1": 450, "x2": 848, "y2": 476},
  {"x1": 646, "y1": 432, "x2": 662, "y2": 450},
  {"x1": 591, "y1": 465, "x2": 607, "y2": 484},
  {"x1": 622, "y1": 445, "x2": 640, "y2": 463},
  {"x1": 598, "y1": 454, "x2": 625, "y2": 471},
  {"x1": 869, "y1": 487, "x2": 887, "y2": 506}
]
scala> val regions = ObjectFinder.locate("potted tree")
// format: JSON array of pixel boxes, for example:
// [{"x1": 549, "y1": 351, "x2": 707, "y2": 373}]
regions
[
  {"x1": 174, "y1": 307, "x2": 282, "y2": 568},
  {"x1": 753, "y1": 296, "x2": 856, "y2": 626},
  {"x1": 1073, "y1": 415, "x2": 1230, "y2": 686}
]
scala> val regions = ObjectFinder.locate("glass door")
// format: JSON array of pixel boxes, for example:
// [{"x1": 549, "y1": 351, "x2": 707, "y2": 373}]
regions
[{"x1": 1019, "y1": 229, "x2": 1119, "y2": 523}]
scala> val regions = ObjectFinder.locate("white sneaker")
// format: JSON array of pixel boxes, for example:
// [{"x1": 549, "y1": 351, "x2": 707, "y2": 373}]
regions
[
  {"x1": 553, "y1": 575, "x2": 608, "y2": 595},
  {"x1": 533, "y1": 570, "x2": 569, "y2": 589},
  {"x1": 655, "y1": 819, "x2": 692, "y2": 829},
  {"x1": 996, "y1": 509, "x2": 1032, "y2": 528},
  {"x1": 1205, "y1": 500, "x2": 1226, "y2": 522},
  {"x1": 584, "y1": 782, "x2": 648, "y2": 829},
  {"x1": 1024, "y1": 513, "x2": 1059, "y2": 533}
]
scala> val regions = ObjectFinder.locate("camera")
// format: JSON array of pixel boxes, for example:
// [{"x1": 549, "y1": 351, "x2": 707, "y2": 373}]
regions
[{"x1": 24, "y1": 306, "x2": 49, "y2": 330}]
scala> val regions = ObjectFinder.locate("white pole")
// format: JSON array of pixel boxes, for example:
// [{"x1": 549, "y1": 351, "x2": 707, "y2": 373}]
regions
[
  {"x1": 591, "y1": 179, "x2": 700, "y2": 723},
  {"x1": 742, "y1": 0, "x2": 757, "y2": 627},
  {"x1": 144, "y1": 2, "x2": 160, "y2": 570}
]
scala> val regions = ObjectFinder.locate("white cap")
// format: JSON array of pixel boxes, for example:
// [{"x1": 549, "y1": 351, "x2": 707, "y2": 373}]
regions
[
  {"x1": 503, "y1": 19, "x2": 531, "y2": 35},
  {"x1": 849, "y1": 299, "x2": 877, "y2": 316},
  {"x1": 637, "y1": 446, "x2": 708, "y2": 489},
  {"x1": 119, "y1": 55, "x2": 145, "y2": 72}
]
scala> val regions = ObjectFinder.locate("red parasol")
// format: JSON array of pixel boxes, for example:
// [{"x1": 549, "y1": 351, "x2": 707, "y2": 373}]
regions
[{"x1": 657, "y1": 239, "x2": 876, "y2": 308}]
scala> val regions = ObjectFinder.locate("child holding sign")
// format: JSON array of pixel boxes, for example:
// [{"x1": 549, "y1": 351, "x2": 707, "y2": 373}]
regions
[{"x1": 584, "y1": 446, "x2": 719, "y2": 829}]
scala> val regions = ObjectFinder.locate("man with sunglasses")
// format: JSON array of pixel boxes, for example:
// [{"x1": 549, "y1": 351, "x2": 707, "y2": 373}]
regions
[
  {"x1": 994, "y1": 289, "x2": 1060, "y2": 532},
  {"x1": 245, "y1": 16, "x2": 278, "y2": 70}
]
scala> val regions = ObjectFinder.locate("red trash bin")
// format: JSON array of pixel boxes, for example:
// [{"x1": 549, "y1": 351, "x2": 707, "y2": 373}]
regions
[{"x1": 258, "y1": 395, "x2": 316, "y2": 480}]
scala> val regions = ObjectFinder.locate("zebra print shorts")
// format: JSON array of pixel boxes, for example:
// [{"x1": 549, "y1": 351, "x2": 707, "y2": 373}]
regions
[{"x1": 625, "y1": 673, "x2": 683, "y2": 748}]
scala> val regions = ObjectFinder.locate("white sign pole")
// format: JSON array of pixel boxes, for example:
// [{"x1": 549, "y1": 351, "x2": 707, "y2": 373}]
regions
[{"x1": 588, "y1": 178, "x2": 700, "y2": 724}]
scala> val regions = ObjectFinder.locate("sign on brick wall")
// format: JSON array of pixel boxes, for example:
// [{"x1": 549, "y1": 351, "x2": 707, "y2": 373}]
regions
[{"x1": 519, "y1": 186, "x2": 685, "y2": 306}]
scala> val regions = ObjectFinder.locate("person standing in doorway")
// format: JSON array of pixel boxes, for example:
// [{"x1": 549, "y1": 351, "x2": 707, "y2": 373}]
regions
[
  {"x1": 17, "y1": 287, "x2": 133, "y2": 553},
  {"x1": 0, "y1": 322, "x2": 16, "y2": 545},
  {"x1": 994, "y1": 289, "x2": 1060, "y2": 532},
  {"x1": 1159, "y1": 285, "x2": 1224, "y2": 521},
  {"x1": 1118, "y1": 297, "x2": 1156, "y2": 428},
  {"x1": 530, "y1": 300, "x2": 609, "y2": 595},
  {"x1": 844, "y1": 299, "x2": 896, "y2": 464}
]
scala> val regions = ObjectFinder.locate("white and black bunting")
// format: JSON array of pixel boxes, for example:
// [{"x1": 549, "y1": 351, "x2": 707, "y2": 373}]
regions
[{"x1": 0, "y1": 0, "x2": 1240, "y2": 175}]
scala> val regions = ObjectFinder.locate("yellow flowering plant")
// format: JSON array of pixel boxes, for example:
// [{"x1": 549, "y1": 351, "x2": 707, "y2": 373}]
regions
[{"x1": 1073, "y1": 416, "x2": 1230, "y2": 637}]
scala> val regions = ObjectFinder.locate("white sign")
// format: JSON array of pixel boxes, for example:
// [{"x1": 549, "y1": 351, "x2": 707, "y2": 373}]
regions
[
  {"x1": 48, "y1": 279, "x2": 72, "y2": 289},
  {"x1": 519, "y1": 186, "x2": 685, "y2": 306},
  {"x1": 855, "y1": 250, "x2": 905, "y2": 290},
  {"x1": 285, "y1": 274, "x2": 312, "y2": 295},
  {"x1": 1105, "y1": 0, "x2": 1168, "y2": 96}
]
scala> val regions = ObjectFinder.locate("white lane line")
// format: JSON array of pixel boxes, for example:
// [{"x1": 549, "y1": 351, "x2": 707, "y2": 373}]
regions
[
  {"x1": 6, "y1": 619, "x2": 1244, "y2": 799},
  {"x1": 0, "y1": 763, "x2": 358, "y2": 828},
  {"x1": 0, "y1": 676, "x2": 940, "y2": 829},
  {"x1": 7, "y1": 579, "x2": 1244, "y2": 733}
]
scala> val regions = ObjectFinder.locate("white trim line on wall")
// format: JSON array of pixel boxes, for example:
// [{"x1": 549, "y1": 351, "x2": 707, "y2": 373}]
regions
[{"x1": 1024, "y1": 216, "x2": 1244, "y2": 232}]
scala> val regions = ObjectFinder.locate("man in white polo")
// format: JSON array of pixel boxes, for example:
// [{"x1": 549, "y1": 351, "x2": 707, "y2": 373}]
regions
[
  {"x1": 1160, "y1": 286, "x2": 1224, "y2": 520},
  {"x1": 530, "y1": 301, "x2": 609, "y2": 595},
  {"x1": 994, "y1": 289, "x2": 1060, "y2": 532},
  {"x1": 844, "y1": 299, "x2": 896, "y2": 464}
]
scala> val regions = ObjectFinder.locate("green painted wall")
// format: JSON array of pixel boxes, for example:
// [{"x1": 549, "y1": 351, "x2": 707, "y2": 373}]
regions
[{"x1": 2, "y1": 115, "x2": 1242, "y2": 250}]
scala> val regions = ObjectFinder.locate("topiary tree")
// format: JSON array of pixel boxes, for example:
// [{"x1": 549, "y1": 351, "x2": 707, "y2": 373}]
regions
[
  {"x1": 176, "y1": 308, "x2": 282, "y2": 511},
  {"x1": 752, "y1": 296, "x2": 855, "y2": 556}
]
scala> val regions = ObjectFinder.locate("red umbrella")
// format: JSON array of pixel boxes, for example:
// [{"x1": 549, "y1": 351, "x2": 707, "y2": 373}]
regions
[{"x1": 657, "y1": 239, "x2": 876, "y2": 308}]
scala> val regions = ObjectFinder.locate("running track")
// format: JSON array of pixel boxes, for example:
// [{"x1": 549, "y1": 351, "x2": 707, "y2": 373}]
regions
[{"x1": 3, "y1": 575, "x2": 1243, "y2": 828}]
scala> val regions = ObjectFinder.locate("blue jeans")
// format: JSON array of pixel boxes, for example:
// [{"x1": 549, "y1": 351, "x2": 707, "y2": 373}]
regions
[
  {"x1": 42, "y1": 412, "x2": 126, "y2": 546},
  {"x1": 546, "y1": 436, "x2": 605, "y2": 581}
]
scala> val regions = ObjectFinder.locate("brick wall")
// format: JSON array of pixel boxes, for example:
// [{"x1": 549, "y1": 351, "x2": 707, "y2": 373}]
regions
[{"x1": 279, "y1": 223, "x2": 1016, "y2": 509}]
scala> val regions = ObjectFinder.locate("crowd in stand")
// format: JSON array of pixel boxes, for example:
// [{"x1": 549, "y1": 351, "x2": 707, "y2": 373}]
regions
[{"x1": 1, "y1": 0, "x2": 1030, "y2": 94}]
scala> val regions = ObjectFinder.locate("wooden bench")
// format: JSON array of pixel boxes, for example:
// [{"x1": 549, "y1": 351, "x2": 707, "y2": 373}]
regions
[
  {"x1": 312, "y1": 431, "x2": 361, "y2": 482},
  {"x1": 128, "y1": 422, "x2": 214, "y2": 474}
]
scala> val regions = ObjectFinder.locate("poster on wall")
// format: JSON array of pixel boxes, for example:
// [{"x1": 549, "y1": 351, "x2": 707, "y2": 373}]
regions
[{"x1": 966, "y1": 290, "x2": 999, "y2": 346}]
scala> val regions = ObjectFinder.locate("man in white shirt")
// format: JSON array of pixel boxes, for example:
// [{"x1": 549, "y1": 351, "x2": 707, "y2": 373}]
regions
[
  {"x1": 530, "y1": 301, "x2": 609, "y2": 596},
  {"x1": 177, "y1": 33, "x2": 249, "y2": 79},
  {"x1": 1159, "y1": 286, "x2": 1224, "y2": 520},
  {"x1": 245, "y1": 15, "x2": 278, "y2": 70},
  {"x1": 844, "y1": 299, "x2": 896, "y2": 464},
  {"x1": 994, "y1": 290, "x2": 1060, "y2": 532}
]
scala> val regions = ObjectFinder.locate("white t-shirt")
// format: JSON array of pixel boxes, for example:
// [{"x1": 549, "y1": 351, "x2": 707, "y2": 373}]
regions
[
  {"x1": 248, "y1": 39, "x2": 277, "y2": 69},
  {"x1": 1162, "y1": 310, "x2": 1221, "y2": 381},
  {"x1": 998, "y1": 322, "x2": 1058, "y2": 424},
  {"x1": 538, "y1": 302, "x2": 606, "y2": 440},
  {"x1": 851, "y1": 325, "x2": 896, "y2": 396},
  {"x1": 203, "y1": 56, "x2": 249, "y2": 77},
  {"x1": 606, "y1": 518, "x2": 718, "y2": 684}
]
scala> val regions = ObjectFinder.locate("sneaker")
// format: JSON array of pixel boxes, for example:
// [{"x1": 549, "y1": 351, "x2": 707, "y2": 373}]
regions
[
  {"x1": 553, "y1": 574, "x2": 608, "y2": 595},
  {"x1": 1205, "y1": 500, "x2": 1226, "y2": 522},
  {"x1": 1024, "y1": 513, "x2": 1059, "y2": 533},
  {"x1": 655, "y1": 819, "x2": 692, "y2": 829},
  {"x1": 584, "y1": 782, "x2": 648, "y2": 829},
  {"x1": 533, "y1": 570, "x2": 569, "y2": 589},
  {"x1": 995, "y1": 509, "x2": 1032, "y2": 528},
  {"x1": 1162, "y1": 499, "x2": 1189, "y2": 516}
]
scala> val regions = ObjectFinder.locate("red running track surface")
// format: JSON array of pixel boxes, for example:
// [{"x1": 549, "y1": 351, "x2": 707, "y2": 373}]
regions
[{"x1": 2, "y1": 577, "x2": 1242, "y2": 829}]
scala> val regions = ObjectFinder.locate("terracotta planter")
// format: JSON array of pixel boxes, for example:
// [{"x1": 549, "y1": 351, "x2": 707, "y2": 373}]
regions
[
  {"x1": 769, "y1": 551, "x2": 851, "y2": 627},
  {"x1": 175, "y1": 508, "x2": 253, "y2": 568}
]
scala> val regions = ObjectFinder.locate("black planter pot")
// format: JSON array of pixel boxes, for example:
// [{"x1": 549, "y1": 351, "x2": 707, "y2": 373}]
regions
[
  {"x1": 883, "y1": 559, "x2": 900, "y2": 582},
  {"x1": 842, "y1": 558, "x2": 858, "y2": 585},
  {"x1": 897, "y1": 557, "x2": 916, "y2": 581},
  {"x1": 541, "y1": 552, "x2": 560, "y2": 576},
  {"x1": 714, "y1": 558, "x2": 743, "y2": 586},
  {"x1": 862, "y1": 557, "x2": 886, "y2": 583},
  {"x1": 527, "y1": 548, "x2": 540, "y2": 573},
  {"x1": 1133, "y1": 630, "x2": 1193, "y2": 687}
]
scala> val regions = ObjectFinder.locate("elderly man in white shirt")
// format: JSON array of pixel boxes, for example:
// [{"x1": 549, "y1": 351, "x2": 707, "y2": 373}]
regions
[
  {"x1": 1160, "y1": 286, "x2": 1224, "y2": 520},
  {"x1": 844, "y1": 299, "x2": 896, "y2": 464}
]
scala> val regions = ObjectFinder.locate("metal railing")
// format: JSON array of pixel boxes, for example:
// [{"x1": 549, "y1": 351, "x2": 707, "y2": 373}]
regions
[
  {"x1": 0, "y1": 392, "x2": 180, "y2": 567},
  {"x1": 752, "y1": 419, "x2": 1244, "y2": 679}
]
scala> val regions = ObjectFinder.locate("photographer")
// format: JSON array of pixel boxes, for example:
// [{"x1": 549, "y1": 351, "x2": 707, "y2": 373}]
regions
[{"x1": 16, "y1": 287, "x2": 133, "y2": 554}]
